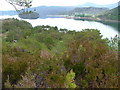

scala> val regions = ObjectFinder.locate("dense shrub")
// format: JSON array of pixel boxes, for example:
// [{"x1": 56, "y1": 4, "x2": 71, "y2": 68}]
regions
[{"x1": 2, "y1": 19, "x2": 119, "y2": 88}]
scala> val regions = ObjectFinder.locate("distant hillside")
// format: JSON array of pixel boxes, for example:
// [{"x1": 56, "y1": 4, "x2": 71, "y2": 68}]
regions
[
  {"x1": 69, "y1": 7, "x2": 109, "y2": 15},
  {"x1": 30, "y1": 6, "x2": 75, "y2": 17},
  {"x1": 0, "y1": 6, "x2": 75, "y2": 18},
  {"x1": 77, "y1": 2, "x2": 118, "y2": 9},
  {"x1": 97, "y1": 6, "x2": 120, "y2": 21},
  {"x1": 0, "y1": 2, "x2": 118, "y2": 17}
]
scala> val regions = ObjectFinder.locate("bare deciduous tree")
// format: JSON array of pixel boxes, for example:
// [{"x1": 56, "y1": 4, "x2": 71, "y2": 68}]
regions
[{"x1": 6, "y1": 0, "x2": 32, "y2": 13}]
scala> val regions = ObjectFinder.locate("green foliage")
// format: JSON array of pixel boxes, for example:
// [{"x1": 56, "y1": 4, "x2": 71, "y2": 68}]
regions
[
  {"x1": 81, "y1": 80, "x2": 88, "y2": 88},
  {"x1": 19, "y1": 11, "x2": 34, "y2": 15},
  {"x1": 2, "y1": 19, "x2": 119, "y2": 88},
  {"x1": 46, "y1": 73, "x2": 66, "y2": 88},
  {"x1": 15, "y1": 38, "x2": 48, "y2": 54},
  {"x1": 74, "y1": 14, "x2": 91, "y2": 17},
  {"x1": 3, "y1": 54, "x2": 28, "y2": 87},
  {"x1": 65, "y1": 69, "x2": 77, "y2": 88},
  {"x1": 73, "y1": 62, "x2": 85, "y2": 76},
  {"x1": 51, "y1": 41, "x2": 67, "y2": 55},
  {"x1": 75, "y1": 14, "x2": 85, "y2": 17},
  {"x1": 2, "y1": 18, "x2": 32, "y2": 33},
  {"x1": 97, "y1": 6, "x2": 120, "y2": 20}
]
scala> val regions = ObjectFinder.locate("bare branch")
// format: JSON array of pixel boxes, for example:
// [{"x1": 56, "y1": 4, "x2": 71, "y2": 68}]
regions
[{"x1": 5, "y1": 0, "x2": 32, "y2": 10}]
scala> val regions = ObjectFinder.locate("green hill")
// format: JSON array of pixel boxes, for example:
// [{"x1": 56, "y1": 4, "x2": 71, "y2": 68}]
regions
[
  {"x1": 97, "y1": 6, "x2": 120, "y2": 21},
  {"x1": 69, "y1": 7, "x2": 109, "y2": 15}
]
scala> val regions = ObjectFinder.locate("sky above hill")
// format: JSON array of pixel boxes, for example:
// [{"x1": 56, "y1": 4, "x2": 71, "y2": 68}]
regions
[{"x1": 0, "y1": 0, "x2": 119, "y2": 11}]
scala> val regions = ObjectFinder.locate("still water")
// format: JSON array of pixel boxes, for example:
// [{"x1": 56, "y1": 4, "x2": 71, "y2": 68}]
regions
[{"x1": 0, "y1": 15, "x2": 119, "y2": 39}]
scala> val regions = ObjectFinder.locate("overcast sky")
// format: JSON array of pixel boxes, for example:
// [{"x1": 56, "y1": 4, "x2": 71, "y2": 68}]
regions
[{"x1": 0, "y1": 0, "x2": 119, "y2": 11}]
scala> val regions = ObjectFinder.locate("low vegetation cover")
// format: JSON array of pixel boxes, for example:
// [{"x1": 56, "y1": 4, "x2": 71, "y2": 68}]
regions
[{"x1": 2, "y1": 18, "x2": 119, "y2": 88}]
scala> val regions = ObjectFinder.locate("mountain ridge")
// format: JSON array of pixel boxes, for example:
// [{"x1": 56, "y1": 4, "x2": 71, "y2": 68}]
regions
[
  {"x1": 69, "y1": 7, "x2": 109, "y2": 15},
  {"x1": 77, "y1": 2, "x2": 118, "y2": 9},
  {"x1": 0, "y1": 2, "x2": 119, "y2": 17},
  {"x1": 97, "y1": 6, "x2": 120, "y2": 21}
]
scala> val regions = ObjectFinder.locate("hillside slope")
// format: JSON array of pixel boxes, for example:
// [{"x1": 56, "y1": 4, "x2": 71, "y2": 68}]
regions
[
  {"x1": 97, "y1": 6, "x2": 120, "y2": 21},
  {"x1": 0, "y1": 6, "x2": 75, "y2": 17},
  {"x1": 69, "y1": 7, "x2": 109, "y2": 15}
]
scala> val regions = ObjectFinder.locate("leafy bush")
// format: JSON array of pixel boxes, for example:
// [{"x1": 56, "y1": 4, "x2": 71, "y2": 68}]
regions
[
  {"x1": 65, "y1": 69, "x2": 76, "y2": 88},
  {"x1": 2, "y1": 19, "x2": 119, "y2": 88}
]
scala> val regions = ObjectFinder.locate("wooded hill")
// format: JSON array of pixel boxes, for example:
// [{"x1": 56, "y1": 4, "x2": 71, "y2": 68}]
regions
[
  {"x1": 97, "y1": 6, "x2": 120, "y2": 21},
  {"x1": 69, "y1": 7, "x2": 109, "y2": 15}
]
